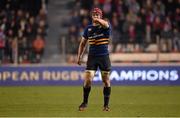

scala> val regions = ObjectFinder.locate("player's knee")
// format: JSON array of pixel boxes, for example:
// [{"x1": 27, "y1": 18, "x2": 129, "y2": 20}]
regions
[
  {"x1": 84, "y1": 70, "x2": 95, "y2": 87},
  {"x1": 84, "y1": 70, "x2": 95, "y2": 79},
  {"x1": 103, "y1": 79, "x2": 110, "y2": 87},
  {"x1": 84, "y1": 79, "x2": 92, "y2": 87},
  {"x1": 101, "y1": 71, "x2": 110, "y2": 87},
  {"x1": 101, "y1": 71, "x2": 110, "y2": 79}
]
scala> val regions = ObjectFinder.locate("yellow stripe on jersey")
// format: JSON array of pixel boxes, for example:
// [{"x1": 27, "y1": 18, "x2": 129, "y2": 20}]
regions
[
  {"x1": 96, "y1": 41, "x2": 109, "y2": 45},
  {"x1": 88, "y1": 38, "x2": 109, "y2": 45},
  {"x1": 95, "y1": 38, "x2": 109, "y2": 42},
  {"x1": 89, "y1": 42, "x2": 95, "y2": 45},
  {"x1": 88, "y1": 39, "x2": 95, "y2": 43}
]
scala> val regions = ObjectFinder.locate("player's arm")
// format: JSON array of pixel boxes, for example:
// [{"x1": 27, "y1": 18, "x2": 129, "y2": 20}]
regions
[
  {"x1": 93, "y1": 18, "x2": 109, "y2": 28},
  {"x1": 77, "y1": 37, "x2": 88, "y2": 65}
]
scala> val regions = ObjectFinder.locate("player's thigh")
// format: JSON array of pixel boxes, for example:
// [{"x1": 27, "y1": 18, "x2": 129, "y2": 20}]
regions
[
  {"x1": 86, "y1": 55, "x2": 98, "y2": 71},
  {"x1": 98, "y1": 55, "x2": 111, "y2": 71}
]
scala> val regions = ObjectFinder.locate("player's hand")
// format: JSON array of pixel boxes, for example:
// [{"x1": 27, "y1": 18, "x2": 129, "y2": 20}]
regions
[
  {"x1": 77, "y1": 57, "x2": 82, "y2": 65},
  {"x1": 92, "y1": 17, "x2": 99, "y2": 22}
]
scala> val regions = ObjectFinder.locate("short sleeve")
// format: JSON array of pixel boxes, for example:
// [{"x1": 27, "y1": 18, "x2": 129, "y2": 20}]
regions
[
  {"x1": 82, "y1": 27, "x2": 88, "y2": 40},
  {"x1": 107, "y1": 22, "x2": 111, "y2": 30},
  {"x1": 108, "y1": 23, "x2": 112, "y2": 37}
]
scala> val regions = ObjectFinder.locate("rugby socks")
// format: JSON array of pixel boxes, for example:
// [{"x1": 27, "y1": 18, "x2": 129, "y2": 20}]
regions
[
  {"x1": 83, "y1": 86, "x2": 91, "y2": 104},
  {"x1": 103, "y1": 87, "x2": 111, "y2": 106}
]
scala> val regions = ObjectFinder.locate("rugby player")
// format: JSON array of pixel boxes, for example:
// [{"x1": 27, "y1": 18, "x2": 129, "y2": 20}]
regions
[{"x1": 77, "y1": 7, "x2": 111, "y2": 111}]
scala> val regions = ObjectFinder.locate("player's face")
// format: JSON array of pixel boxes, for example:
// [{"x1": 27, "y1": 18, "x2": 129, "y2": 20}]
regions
[{"x1": 92, "y1": 13, "x2": 101, "y2": 19}]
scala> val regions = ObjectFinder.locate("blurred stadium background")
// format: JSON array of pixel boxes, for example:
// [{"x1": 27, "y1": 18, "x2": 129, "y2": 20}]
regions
[
  {"x1": 0, "y1": 0, "x2": 180, "y2": 64},
  {"x1": 0, "y1": 0, "x2": 180, "y2": 117}
]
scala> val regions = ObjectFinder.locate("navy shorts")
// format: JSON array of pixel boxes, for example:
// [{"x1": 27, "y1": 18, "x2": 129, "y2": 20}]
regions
[{"x1": 86, "y1": 55, "x2": 111, "y2": 71}]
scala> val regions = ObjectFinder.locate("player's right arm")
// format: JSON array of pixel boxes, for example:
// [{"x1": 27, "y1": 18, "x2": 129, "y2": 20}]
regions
[
  {"x1": 93, "y1": 18, "x2": 109, "y2": 29},
  {"x1": 77, "y1": 37, "x2": 88, "y2": 65}
]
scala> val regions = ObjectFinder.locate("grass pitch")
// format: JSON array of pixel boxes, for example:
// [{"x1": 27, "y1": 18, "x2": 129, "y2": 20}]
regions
[{"x1": 0, "y1": 86, "x2": 180, "y2": 117}]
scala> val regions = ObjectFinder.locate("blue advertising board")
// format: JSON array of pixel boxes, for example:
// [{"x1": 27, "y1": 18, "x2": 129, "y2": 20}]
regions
[{"x1": 0, "y1": 65, "x2": 180, "y2": 86}]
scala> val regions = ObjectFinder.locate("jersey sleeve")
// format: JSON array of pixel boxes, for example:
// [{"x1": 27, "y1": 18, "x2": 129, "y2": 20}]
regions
[
  {"x1": 107, "y1": 22, "x2": 111, "y2": 30},
  {"x1": 107, "y1": 22, "x2": 112, "y2": 39},
  {"x1": 109, "y1": 23, "x2": 112, "y2": 37},
  {"x1": 82, "y1": 27, "x2": 88, "y2": 40}
]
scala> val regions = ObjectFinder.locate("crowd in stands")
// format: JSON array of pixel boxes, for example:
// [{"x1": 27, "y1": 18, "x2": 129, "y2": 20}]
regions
[
  {"x1": 1, "y1": 0, "x2": 180, "y2": 64},
  {"x1": 66, "y1": 0, "x2": 180, "y2": 57},
  {"x1": 0, "y1": 0, "x2": 48, "y2": 64}
]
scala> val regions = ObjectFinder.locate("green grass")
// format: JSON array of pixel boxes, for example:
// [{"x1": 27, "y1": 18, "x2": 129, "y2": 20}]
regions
[{"x1": 0, "y1": 86, "x2": 180, "y2": 117}]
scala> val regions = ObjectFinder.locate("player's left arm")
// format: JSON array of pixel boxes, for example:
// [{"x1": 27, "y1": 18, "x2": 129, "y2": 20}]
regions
[
  {"x1": 77, "y1": 37, "x2": 88, "y2": 65},
  {"x1": 93, "y1": 18, "x2": 109, "y2": 29}
]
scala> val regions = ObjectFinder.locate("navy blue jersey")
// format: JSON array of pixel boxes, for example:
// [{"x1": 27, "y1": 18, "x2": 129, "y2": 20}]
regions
[{"x1": 83, "y1": 23, "x2": 111, "y2": 56}]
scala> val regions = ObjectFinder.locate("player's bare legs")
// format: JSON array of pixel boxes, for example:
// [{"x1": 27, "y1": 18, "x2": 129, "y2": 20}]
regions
[
  {"x1": 101, "y1": 71, "x2": 111, "y2": 111},
  {"x1": 79, "y1": 70, "x2": 95, "y2": 111}
]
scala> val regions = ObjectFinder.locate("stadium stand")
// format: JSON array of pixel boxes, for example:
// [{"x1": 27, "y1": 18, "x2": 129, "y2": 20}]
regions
[
  {"x1": 0, "y1": 0, "x2": 180, "y2": 64},
  {"x1": 65, "y1": 0, "x2": 180, "y2": 63},
  {"x1": 0, "y1": 0, "x2": 48, "y2": 64}
]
